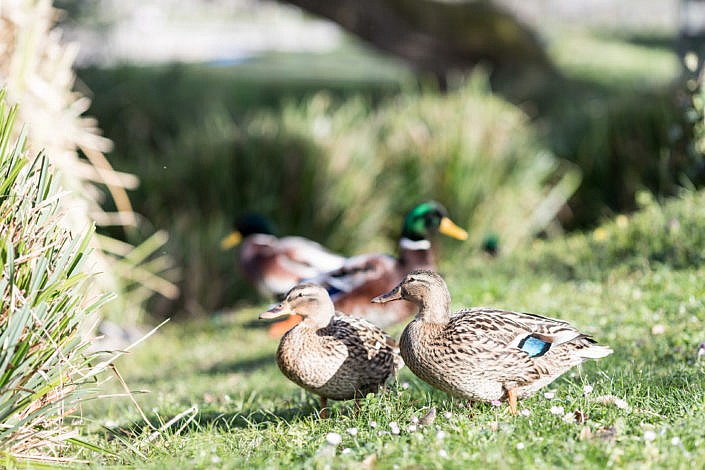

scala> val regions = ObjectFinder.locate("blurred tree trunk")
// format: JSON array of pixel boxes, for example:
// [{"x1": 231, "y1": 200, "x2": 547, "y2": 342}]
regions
[{"x1": 277, "y1": 0, "x2": 556, "y2": 87}]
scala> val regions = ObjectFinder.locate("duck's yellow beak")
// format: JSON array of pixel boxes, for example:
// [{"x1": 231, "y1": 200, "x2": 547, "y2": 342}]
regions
[
  {"x1": 371, "y1": 285, "x2": 402, "y2": 303},
  {"x1": 220, "y1": 231, "x2": 243, "y2": 250},
  {"x1": 438, "y1": 217, "x2": 468, "y2": 240}
]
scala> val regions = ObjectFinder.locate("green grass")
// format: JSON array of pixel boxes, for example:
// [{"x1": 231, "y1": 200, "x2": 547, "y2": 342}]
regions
[{"x1": 74, "y1": 191, "x2": 705, "y2": 468}]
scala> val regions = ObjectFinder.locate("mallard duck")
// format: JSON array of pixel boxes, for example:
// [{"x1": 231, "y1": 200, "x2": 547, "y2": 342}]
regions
[
  {"x1": 287, "y1": 201, "x2": 467, "y2": 334},
  {"x1": 260, "y1": 283, "x2": 403, "y2": 418},
  {"x1": 221, "y1": 213, "x2": 346, "y2": 298},
  {"x1": 372, "y1": 270, "x2": 612, "y2": 414}
]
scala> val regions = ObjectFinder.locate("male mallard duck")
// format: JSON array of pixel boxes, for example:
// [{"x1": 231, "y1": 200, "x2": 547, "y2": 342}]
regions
[
  {"x1": 372, "y1": 270, "x2": 612, "y2": 414},
  {"x1": 291, "y1": 201, "x2": 467, "y2": 334},
  {"x1": 221, "y1": 213, "x2": 346, "y2": 298},
  {"x1": 260, "y1": 283, "x2": 403, "y2": 418}
]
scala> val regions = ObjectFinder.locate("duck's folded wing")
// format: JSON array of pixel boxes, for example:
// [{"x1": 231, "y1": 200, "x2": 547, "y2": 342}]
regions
[
  {"x1": 278, "y1": 236, "x2": 347, "y2": 276},
  {"x1": 309, "y1": 254, "x2": 397, "y2": 298}
]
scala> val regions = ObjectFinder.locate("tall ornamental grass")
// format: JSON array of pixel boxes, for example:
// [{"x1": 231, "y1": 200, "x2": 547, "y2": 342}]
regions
[
  {"x1": 1, "y1": 0, "x2": 177, "y2": 325},
  {"x1": 0, "y1": 92, "x2": 112, "y2": 463}
]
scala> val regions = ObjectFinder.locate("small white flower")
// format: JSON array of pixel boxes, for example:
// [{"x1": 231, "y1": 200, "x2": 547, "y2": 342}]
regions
[
  {"x1": 443, "y1": 411, "x2": 452, "y2": 419},
  {"x1": 436, "y1": 430, "x2": 446, "y2": 441},
  {"x1": 326, "y1": 432, "x2": 342, "y2": 446},
  {"x1": 516, "y1": 442, "x2": 525, "y2": 450},
  {"x1": 490, "y1": 399, "x2": 502, "y2": 407},
  {"x1": 544, "y1": 391, "x2": 555, "y2": 400},
  {"x1": 390, "y1": 422, "x2": 401, "y2": 435},
  {"x1": 614, "y1": 398, "x2": 629, "y2": 410},
  {"x1": 520, "y1": 409, "x2": 531, "y2": 417},
  {"x1": 438, "y1": 449, "x2": 448, "y2": 458},
  {"x1": 369, "y1": 420, "x2": 377, "y2": 429},
  {"x1": 211, "y1": 456, "x2": 222, "y2": 464},
  {"x1": 410, "y1": 415, "x2": 419, "y2": 425},
  {"x1": 407, "y1": 424, "x2": 418, "y2": 433},
  {"x1": 562, "y1": 412, "x2": 575, "y2": 423},
  {"x1": 643, "y1": 430, "x2": 657, "y2": 442},
  {"x1": 342, "y1": 448, "x2": 352, "y2": 455},
  {"x1": 401, "y1": 382, "x2": 410, "y2": 390},
  {"x1": 550, "y1": 405, "x2": 564, "y2": 415},
  {"x1": 347, "y1": 427, "x2": 358, "y2": 436},
  {"x1": 223, "y1": 394, "x2": 231, "y2": 402},
  {"x1": 671, "y1": 436, "x2": 681, "y2": 446},
  {"x1": 105, "y1": 419, "x2": 118, "y2": 428},
  {"x1": 583, "y1": 385, "x2": 593, "y2": 395}
]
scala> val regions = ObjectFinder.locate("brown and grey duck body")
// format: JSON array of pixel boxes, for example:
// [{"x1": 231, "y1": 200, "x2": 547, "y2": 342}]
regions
[
  {"x1": 261, "y1": 283, "x2": 402, "y2": 417},
  {"x1": 372, "y1": 270, "x2": 612, "y2": 413}
]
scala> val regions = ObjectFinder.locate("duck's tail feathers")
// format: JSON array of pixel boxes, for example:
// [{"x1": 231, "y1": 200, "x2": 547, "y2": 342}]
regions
[{"x1": 579, "y1": 343, "x2": 613, "y2": 359}]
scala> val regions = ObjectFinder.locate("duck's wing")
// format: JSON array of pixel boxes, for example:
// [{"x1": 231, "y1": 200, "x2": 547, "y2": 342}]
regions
[
  {"x1": 308, "y1": 254, "x2": 398, "y2": 299},
  {"x1": 276, "y1": 236, "x2": 347, "y2": 278},
  {"x1": 450, "y1": 308, "x2": 611, "y2": 375}
]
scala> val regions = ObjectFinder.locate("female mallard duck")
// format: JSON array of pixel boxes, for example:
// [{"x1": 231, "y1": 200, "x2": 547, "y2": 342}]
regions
[
  {"x1": 293, "y1": 201, "x2": 467, "y2": 334},
  {"x1": 372, "y1": 270, "x2": 612, "y2": 414},
  {"x1": 260, "y1": 283, "x2": 403, "y2": 418},
  {"x1": 221, "y1": 213, "x2": 346, "y2": 298}
]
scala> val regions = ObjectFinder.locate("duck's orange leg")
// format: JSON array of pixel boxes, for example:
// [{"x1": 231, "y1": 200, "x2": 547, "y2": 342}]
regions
[
  {"x1": 267, "y1": 314, "x2": 303, "y2": 337},
  {"x1": 507, "y1": 388, "x2": 518, "y2": 415}
]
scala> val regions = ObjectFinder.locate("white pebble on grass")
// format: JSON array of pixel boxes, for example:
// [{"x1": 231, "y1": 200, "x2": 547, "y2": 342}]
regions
[
  {"x1": 326, "y1": 432, "x2": 342, "y2": 446},
  {"x1": 614, "y1": 398, "x2": 629, "y2": 410}
]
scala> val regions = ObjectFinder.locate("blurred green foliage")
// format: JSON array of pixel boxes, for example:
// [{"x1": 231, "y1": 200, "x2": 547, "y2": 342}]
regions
[{"x1": 80, "y1": 64, "x2": 567, "y2": 316}]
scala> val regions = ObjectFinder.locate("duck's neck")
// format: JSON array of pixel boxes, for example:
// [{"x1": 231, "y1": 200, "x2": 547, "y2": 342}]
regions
[
  {"x1": 398, "y1": 238, "x2": 435, "y2": 270},
  {"x1": 299, "y1": 301, "x2": 336, "y2": 330},
  {"x1": 415, "y1": 288, "x2": 452, "y2": 324}
]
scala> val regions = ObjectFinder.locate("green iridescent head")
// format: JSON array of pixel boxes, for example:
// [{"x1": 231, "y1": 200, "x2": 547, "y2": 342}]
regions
[
  {"x1": 220, "y1": 213, "x2": 276, "y2": 250},
  {"x1": 401, "y1": 201, "x2": 468, "y2": 242}
]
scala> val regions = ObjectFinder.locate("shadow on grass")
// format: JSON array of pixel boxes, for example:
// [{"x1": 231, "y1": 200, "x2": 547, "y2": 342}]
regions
[{"x1": 203, "y1": 353, "x2": 274, "y2": 375}]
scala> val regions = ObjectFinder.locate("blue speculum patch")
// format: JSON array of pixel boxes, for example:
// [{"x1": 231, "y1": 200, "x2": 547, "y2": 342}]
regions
[{"x1": 518, "y1": 335, "x2": 551, "y2": 357}]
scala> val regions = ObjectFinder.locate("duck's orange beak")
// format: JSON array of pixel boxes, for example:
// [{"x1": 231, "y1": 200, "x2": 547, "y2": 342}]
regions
[
  {"x1": 260, "y1": 303, "x2": 302, "y2": 337},
  {"x1": 220, "y1": 231, "x2": 243, "y2": 250},
  {"x1": 371, "y1": 285, "x2": 402, "y2": 304},
  {"x1": 438, "y1": 217, "x2": 468, "y2": 240}
]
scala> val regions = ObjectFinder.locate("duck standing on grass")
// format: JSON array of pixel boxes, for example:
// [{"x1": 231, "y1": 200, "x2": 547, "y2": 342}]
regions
[
  {"x1": 260, "y1": 283, "x2": 403, "y2": 418},
  {"x1": 221, "y1": 213, "x2": 346, "y2": 298},
  {"x1": 372, "y1": 270, "x2": 612, "y2": 414}
]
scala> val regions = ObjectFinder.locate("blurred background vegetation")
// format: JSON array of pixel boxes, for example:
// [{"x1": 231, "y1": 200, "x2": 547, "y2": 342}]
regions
[{"x1": 55, "y1": 0, "x2": 704, "y2": 318}]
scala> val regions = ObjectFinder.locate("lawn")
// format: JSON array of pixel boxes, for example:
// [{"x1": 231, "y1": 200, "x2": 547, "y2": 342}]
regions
[{"x1": 79, "y1": 192, "x2": 705, "y2": 468}]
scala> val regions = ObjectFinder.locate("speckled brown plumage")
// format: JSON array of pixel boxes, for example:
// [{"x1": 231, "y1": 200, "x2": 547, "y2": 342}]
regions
[
  {"x1": 260, "y1": 283, "x2": 403, "y2": 416},
  {"x1": 372, "y1": 270, "x2": 612, "y2": 413}
]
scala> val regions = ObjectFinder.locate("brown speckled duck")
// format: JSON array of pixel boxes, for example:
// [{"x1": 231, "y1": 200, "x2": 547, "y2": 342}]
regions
[
  {"x1": 299, "y1": 201, "x2": 467, "y2": 333},
  {"x1": 221, "y1": 213, "x2": 346, "y2": 298},
  {"x1": 260, "y1": 283, "x2": 403, "y2": 418},
  {"x1": 372, "y1": 270, "x2": 612, "y2": 414}
]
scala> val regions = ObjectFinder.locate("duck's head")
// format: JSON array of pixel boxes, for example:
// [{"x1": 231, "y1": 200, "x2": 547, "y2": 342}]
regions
[
  {"x1": 221, "y1": 213, "x2": 276, "y2": 250},
  {"x1": 371, "y1": 269, "x2": 451, "y2": 322},
  {"x1": 401, "y1": 201, "x2": 468, "y2": 242},
  {"x1": 259, "y1": 282, "x2": 335, "y2": 329}
]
